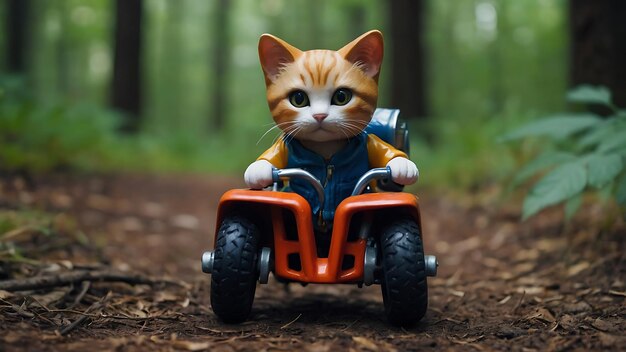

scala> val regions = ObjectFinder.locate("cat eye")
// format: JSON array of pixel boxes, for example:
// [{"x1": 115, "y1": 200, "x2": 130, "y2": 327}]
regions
[
  {"x1": 288, "y1": 90, "x2": 310, "y2": 108},
  {"x1": 331, "y1": 89, "x2": 352, "y2": 106}
]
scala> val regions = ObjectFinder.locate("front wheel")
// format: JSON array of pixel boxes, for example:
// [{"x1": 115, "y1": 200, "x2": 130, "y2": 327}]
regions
[
  {"x1": 210, "y1": 215, "x2": 259, "y2": 323},
  {"x1": 380, "y1": 217, "x2": 428, "y2": 326}
]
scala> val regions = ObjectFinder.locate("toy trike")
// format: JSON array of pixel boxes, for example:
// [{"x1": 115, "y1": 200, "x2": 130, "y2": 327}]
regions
[{"x1": 202, "y1": 109, "x2": 437, "y2": 326}]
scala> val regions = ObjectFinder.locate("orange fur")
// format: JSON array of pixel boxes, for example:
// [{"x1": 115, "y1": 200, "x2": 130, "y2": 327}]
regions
[{"x1": 258, "y1": 31, "x2": 383, "y2": 145}]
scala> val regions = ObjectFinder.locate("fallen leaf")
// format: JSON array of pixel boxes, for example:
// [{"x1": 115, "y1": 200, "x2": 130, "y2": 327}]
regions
[
  {"x1": 29, "y1": 289, "x2": 68, "y2": 307},
  {"x1": 172, "y1": 340, "x2": 211, "y2": 351},
  {"x1": 305, "y1": 342, "x2": 332, "y2": 352},
  {"x1": 453, "y1": 236, "x2": 481, "y2": 253},
  {"x1": 516, "y1": 286, "x2": 544, "y2": 295},
  {"x1": 591, "y1": 318, "x2": 613, "y2": 332},
  {"x1": 50, "y1": 192, "x2": 73, "y2": 208},
  {"x1": 525, "y1": 308, "x2": 556, "y2": 323},
  {"x1": 352, "y1": 336, "x2": 378, "y2": 351},
  {"x1": 482, "y1": 257, "x2": 502, "y2": 268},
  {"x1": 154, "y1": 291, "x2": 179, "y2": 303},
  {"x1": 567, "y1": 261, "x2": 590, "y2": 277},
  {"x1": 170, "y1": 214, "x2": 199, "y2": 230},
  {"x1": 449, "y1": 289, "x2": 465, "y2": 298},
  {"x1": 3, "y1": 331, "x2": 21, "y2": 343},
  {"x1": 120, "y1": 217, "x2": 144, "y2": 232},
  {"x1": 141, "y1": 202, "x2": 165, "y2": 218},
  {"x1": 608, "y1": 290, "x2": 626, "y2": 297},
  {"x1": 559, "y1": 314, "x2": 577, "y2": 330},
  {"x1": 497, "y1": 295, "x2": 511, "y2": 305},
  {"x1": 513, "y1": 248, "x2": 540, "y2": 262}
]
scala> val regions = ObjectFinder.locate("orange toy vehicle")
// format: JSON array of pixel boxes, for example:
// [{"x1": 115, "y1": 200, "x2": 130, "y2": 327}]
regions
[{"x1": 202, "y1": 109, "x2": 437, "y2": 326}]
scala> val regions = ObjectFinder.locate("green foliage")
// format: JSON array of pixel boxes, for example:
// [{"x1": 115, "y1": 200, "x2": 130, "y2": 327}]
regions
[
  {"x1": 409, "y1": 108, "x2": 525, "y2": 191},
  {"x1": 504, "y1": 86, "x2": 626, "y2": 219},
  {"x1": 498, "y1": 113, "x2": 601, "y2": 141},
  {"x1": 0, "y1": 0, "x2": 570, "y2": 184},
  {"x1": 566, "y1": 85, "x2": 613, "y2": 107},
  {"x1": 0, "y1": 76, "x2": 121, "y2": 172},
  {"x1": 0, "y1": 75, "x2": 263, "y2": 175}
]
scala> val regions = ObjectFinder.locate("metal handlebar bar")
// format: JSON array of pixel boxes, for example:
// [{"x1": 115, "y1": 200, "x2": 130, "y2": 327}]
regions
[
  {"x1": 351, "y1": 167, "x2": 392, "y2": 196},
  {"x1": 271, "y1": 166, "x2": 393, "y2": 211},
  {"x1": 272, "y1": 168, "x2": 325, "y2": 209}
]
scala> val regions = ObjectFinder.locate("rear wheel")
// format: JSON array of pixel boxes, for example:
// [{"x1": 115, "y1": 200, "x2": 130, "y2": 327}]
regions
[
  {"x1": 210, "y1": 215, "x2": 259, "y2": 323},
  {"x1": 380, "y1": 217, "x2": 428, "y2": 326}
]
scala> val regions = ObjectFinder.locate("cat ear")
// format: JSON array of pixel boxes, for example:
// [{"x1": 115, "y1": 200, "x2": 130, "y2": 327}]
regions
[
  {"x1": 338, "y1": 30, "x2": 384, "y2": 80},
  {"x1": 258, "y1": 34, "x2": 302, "y2": 83}
]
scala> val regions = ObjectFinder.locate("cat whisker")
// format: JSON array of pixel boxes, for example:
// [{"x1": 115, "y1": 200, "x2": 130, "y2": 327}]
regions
[
  {"x1": 336, "y1": 122, "x2": 352, "y2": 139},
  {"x1": 257, "y1": 121, "x2": 295, "y2": 145},
  {"x1": 282, "y1": 123, "x2": 303, "y2": 144},
  {"x1": 337, "y1": 120, "x2": 366, "y2": 137}
]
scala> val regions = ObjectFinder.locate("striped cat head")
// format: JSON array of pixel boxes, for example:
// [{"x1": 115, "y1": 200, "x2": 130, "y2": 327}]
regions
[{"x1": 258, "y1": 30, "x2": 383, "y2": 142}]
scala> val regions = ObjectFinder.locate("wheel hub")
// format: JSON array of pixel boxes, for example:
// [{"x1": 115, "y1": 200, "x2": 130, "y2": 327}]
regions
[
  {"x1": 201, "y1": 250, "x2": 215, "y2": 274},
  {"x1": 425, "y1": 255, "x2": 438, "y2": 277}
]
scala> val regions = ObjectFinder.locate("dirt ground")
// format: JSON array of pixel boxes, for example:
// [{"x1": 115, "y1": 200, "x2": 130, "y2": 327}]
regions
[{"x1": 0, "y1": 172, "x2": 625, "y2": 351}]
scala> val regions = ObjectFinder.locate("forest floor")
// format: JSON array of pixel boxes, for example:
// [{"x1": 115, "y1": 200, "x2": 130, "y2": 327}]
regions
[{"x1": 0, "y1": 172, "x2": 624, "y2": 351}]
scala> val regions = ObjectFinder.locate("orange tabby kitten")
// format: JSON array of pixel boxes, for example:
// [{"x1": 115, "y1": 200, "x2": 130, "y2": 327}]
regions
[{"x1": 245, "y1": 30, "x2": 418, "y2": 222}]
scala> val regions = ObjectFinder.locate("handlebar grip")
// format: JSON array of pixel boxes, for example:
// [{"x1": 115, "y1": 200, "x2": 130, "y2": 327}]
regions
[
  {"x1": 384, "y1": 165, "x2": 392, "y2": 178},
  {"x1": 272, "y1": 168, "x2": 280, "y2": 182}
]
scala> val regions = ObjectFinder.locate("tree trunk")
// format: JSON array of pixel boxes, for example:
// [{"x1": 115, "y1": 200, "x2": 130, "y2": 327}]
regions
[
  {"x1": 111, "y1": 0, "x2": 143, "y2": 133},
  {"x1": 6, "y1": 0, "x2": 29, "y2": 73},
  {"x1": 569, "y1": 0, "x2": 626, "y2": 108},
  {"x1": 388, "y1": 0, "x2": 427, "y2": 120},
  {"x1": 211, "y1": 0, "x2": 230, "y2": 131}
]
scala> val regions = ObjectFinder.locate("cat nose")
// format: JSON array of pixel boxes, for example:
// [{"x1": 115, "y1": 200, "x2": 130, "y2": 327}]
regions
[{"x1": 313, "y1": 113, "x2": 328, "y2": 123}]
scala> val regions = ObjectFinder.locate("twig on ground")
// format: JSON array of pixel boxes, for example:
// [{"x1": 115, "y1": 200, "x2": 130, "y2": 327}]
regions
[
  {"x1": 68, "y1": 281, "x2": 91, "y2": 309},
  {"x1": 59, "y1": 292, "x2": 110, "y2": 336},
  {"x1": 0, "y1": 270, "x2": 185, "y2": 292},
  {"x1": 512, "y1": 291, "x2": 526, "y2": 314},
  {"x1": 280, "y1": 313, "x2": 302, "y2": 329}
]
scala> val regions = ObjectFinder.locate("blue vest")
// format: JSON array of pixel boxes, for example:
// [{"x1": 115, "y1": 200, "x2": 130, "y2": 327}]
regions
[{"x1": 285, "y1": 133, "x2": 369, "y2": 223}]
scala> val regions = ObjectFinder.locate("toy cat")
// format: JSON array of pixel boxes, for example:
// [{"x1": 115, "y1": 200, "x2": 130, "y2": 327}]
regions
[{"x1": 245, "y1": 30, "x2": 418, "y2": 224}]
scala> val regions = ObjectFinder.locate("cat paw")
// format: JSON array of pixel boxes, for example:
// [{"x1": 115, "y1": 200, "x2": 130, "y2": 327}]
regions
[
  {"x1": 244, "y1": 160, "x2": 275, "y2": 189},
  {"x1": 386, "y1": 157, "x2": 419, "y2": 185}
]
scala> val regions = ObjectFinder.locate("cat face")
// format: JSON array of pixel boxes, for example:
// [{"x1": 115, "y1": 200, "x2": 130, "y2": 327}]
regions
[{"x1": 258, "y1": 31, "x2": 383, "y2": 142}]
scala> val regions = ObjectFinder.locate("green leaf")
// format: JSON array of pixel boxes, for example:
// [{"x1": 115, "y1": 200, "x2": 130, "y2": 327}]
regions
[
  {"x1": 597, "y1": 132, "x2": 626, "y2": 153},
  {"x1": 567, "y1": 85, "x2": 612, "y2": 106},
  {"x1": 513, "y1": 151, "x2": 577, "y2": 185},
  {"x1": 564, "y1": 193, "x2": 582, "y2": 221},
  {"x1": 499, "y1": 113, "x2": 601, "y2": 141},
  {"x1": 577, "y1": 116, "x2": 626, "y2": 150},
  {"x1": 587, "y1": 153, "x2": 623, "y2": 188},
  {"x1": 523, "y1": 161, "x2": 588, "y2": 220}
]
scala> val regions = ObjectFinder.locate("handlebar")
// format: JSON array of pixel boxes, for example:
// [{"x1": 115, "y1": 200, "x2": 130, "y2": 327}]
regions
[
  {"x1": 351, "y1": 166, "x2": 392, "y2": 196},
  {"x1": 272, "y1": 168, "x2": 325, "y2": 209},
  {"x1": 271, "y1": 166, "x2": 393, "y2": 207}
]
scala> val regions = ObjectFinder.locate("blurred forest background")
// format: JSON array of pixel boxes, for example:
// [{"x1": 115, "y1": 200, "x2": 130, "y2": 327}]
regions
[{"x1": 1, "y1": 0, "x2": 624, "y2": 192}]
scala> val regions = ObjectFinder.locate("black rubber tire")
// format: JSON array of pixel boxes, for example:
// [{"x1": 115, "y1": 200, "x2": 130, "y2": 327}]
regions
[
  {"x1": 210, "y1": 215, "x2": 260, "y2": 323},
  {"x1": 380, "y1": 217, "x2": 428, "y2": 326}
]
